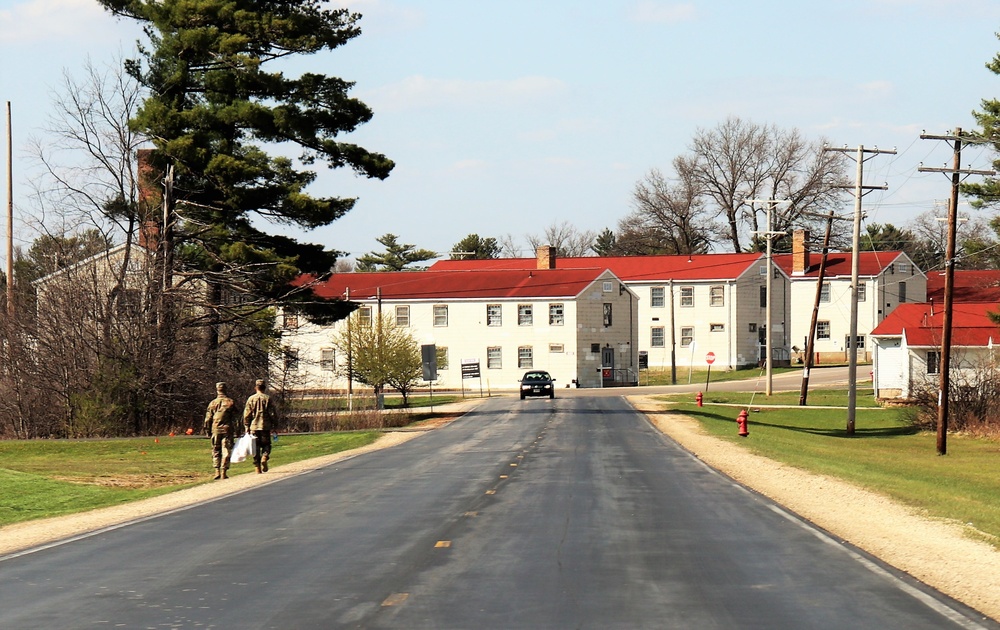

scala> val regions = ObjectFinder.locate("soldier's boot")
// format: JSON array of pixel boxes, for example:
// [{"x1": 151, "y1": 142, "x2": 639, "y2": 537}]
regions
[
  {"x1": 221, "y1": 468, "x2": 229, "y2": 479},
  {"x1": 261, "y1": 455, "x2": 269, "y2": 473},
  {"x1": 255, "y1": 464, "x2": 262, "y2": 474},
  {"x1": 213, "y1": 468, "x2": 221, "y2": 480}
]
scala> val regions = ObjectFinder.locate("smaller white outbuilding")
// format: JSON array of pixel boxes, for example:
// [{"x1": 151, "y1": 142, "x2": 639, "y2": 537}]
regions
[{"x1": 870, "y1": 301, "x2": 1000, "y2": 400}]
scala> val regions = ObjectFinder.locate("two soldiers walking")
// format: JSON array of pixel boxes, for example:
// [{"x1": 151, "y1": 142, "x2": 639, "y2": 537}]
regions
[{"x1": 203, "y1": 378, "x2": 276, "y2": 479}]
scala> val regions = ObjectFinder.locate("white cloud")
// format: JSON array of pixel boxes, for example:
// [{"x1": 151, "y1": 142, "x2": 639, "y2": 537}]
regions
[
  {"x1": 0, "y1": 0, "x2": 110, "y2": 45},
  {"x1": 366, "y1": 75, "x2": 567, "y2": 112},
  {"x1": 628, "y1": 2, "x2": 697, "y2": 24}
]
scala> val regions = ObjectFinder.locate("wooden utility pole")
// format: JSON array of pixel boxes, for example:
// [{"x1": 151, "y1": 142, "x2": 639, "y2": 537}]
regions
[
  {"x1": 799, "y1": 213, "x2": 835, "y2": 405},
  {"x1": 919, "y1": 128, "x2": 994, "y2": 455},
  {"x1": 823, "y1": 145, "x2": 895, "y2": 435},
  {"x1": 748, "y1": 199, "x2": 789, "y2": 396},
  {"x1": 6, "y1": 102, "x2": 12, "y2": 318}
]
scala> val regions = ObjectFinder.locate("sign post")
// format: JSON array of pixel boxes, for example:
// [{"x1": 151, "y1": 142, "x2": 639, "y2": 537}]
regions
[{"x1": 705, "y1": 352, "x2": 716, "y2": 391}]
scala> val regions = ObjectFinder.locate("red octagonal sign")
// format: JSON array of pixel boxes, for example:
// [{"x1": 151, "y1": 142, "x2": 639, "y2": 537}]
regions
[{"x1": 706, "y1": 352, "x2": 716, "y2": 365}]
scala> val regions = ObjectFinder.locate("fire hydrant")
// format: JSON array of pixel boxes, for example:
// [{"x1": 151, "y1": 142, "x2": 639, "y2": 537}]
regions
[
  {"x1": 695, "y1": 391, "x2": 703, "y2": 407},
  {"x1": 736, "y1": 409, "x2": 749, "y2": 438}
]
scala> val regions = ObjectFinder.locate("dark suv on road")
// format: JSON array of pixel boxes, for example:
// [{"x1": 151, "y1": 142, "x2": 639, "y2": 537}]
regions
[{"x1": 519, "y1": 370, "x2": 556, "y2": 399}]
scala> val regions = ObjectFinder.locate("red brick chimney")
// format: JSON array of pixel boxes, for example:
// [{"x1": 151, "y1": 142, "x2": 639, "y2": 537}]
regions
[
  {"x1": 792, "y1": 229, "x2": 810, "y2": 275},
  {"x1": 136, "y1": 149, "x2": 160, "y2": 251},
  {"x1": 536, "y1": 245, "x2": 557, "y2": 270}
]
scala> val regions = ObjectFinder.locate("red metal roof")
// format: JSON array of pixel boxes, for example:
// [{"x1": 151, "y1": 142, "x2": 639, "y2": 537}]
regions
[
  {"x1": 431, "y1": 253, "x2": 764, "y2": 282},
  {"x1": 299, "y1": 268, "x2": 616, "y2": 301},
  {"x1": 772, "y1": 251, "x2": 907, "y2": 278},
  {"x1": 870, "y1": 301, "x2": 1000, "y2": 347},
  {"x1": 926, "y1": 270, "x2": 1000, "y2": 303}
]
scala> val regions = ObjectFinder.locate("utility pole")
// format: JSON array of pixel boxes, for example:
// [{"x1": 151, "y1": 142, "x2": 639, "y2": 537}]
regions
[
  {"x1": 748, "y1": 198, "x2": 789, "y2": 396},
  {"x1": 823, "y1": 145, "x2": 895, "y2": 435},
  {"x1": 799, "y1": 213, "x2": 835, "y2": 405},
  {"x1": 669, "y1": 279, "x2": 676, "y2": 385},
  {"x1": 6, "y1": 102, "x2": 12, "y2": 318},
  {"x1": 919, "y1": 128, "x2": 994, "y2": 455}
]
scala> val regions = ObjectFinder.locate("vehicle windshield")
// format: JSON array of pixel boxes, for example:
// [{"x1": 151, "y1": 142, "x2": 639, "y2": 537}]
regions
[{"x1": 525, "y1": 372, "x2": 551, "y2": 381}]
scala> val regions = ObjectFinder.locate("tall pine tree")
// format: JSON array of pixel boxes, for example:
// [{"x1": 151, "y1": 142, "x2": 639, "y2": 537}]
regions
[{"x1": 98, "y1": 0, "x2": 393, "y2": 331}]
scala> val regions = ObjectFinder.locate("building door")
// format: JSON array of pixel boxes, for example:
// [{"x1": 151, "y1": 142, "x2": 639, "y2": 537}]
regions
[{"x1": 601, "y1": 346, "x2": 615, "y2": 384}]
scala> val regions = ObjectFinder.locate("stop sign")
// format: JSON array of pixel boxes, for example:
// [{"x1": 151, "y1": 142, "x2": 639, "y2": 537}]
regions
[{"x1": 706, "y1": 352, "x2": 716, "y2": 365}]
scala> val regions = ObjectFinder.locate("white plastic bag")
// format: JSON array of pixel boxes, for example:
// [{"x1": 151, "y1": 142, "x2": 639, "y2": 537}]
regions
[{"x1": 231, "y1": 433, "x2": 256, "y2": 463}]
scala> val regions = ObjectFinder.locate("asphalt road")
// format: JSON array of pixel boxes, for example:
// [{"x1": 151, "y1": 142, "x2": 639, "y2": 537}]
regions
[{"x1": 1, "y1": 393, "x2": 991, "y2": 629}]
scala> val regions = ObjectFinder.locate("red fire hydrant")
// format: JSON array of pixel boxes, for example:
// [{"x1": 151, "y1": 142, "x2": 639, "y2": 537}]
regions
[
  {"x1": 736, "y1": 409, "x2": 749, "y2": 438},
  {"x1": 695, "y1": 391, "x2": 703, "y2": 407}
]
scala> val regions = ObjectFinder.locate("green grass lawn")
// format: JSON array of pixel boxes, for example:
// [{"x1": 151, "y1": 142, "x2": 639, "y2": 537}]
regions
[
  {"x1": 657, "y1": 388, "x2": 883, "y2": 408},
  {"x1": 0, "y1": 431, "x2": 379, "y2": 527},
  {"x1": 661, "y1": 397, "x2": 1000, "y2": 548},
  {"x1": 640, "y1": 365, "x2": 801, "y2": 386}
]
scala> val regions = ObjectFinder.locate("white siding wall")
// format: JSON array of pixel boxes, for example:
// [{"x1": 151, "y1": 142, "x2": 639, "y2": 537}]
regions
[{"x1": 277, "y1": 272, "x2": 637, "y2": 391}]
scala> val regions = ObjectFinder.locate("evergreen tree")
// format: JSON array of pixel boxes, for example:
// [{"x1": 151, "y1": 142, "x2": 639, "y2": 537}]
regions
[
  {"x1": 451, "y1": 234, "x2": 500, "y2": 260},
  {"x1": 97, "y1": 0, "x2": 393, "y2": 327},
  {"x1": 964, "y1": 36, "x2": 1000, "y2": 206},
  {"x1": 356, "y1": 234, "x2": 437, "y2": 272}
]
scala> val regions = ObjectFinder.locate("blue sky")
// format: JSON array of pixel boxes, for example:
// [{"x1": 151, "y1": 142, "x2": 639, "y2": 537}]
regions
[{"x1": 4, "y1": 0, "x2": 1000, "y2": 265}]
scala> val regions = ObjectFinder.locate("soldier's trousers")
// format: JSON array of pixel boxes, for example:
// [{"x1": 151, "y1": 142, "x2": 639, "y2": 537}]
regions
[
  {"x1": 211, "y1": 433, "x2": 234, "y2": 469},
  {"x1": 251, "y1": 430, "x2": 272, "y2": 466}
]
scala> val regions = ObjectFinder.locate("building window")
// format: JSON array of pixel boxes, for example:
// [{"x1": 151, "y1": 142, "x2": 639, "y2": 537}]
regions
[
  {"x1": 680, "y1": 286, "x2": 694, "y2": 307},
  {"x1": 283, "y1": 313, "x2": 299, "y2": 329},
  {"x1": 927, "y1": 350, "x2": 940, "y2": 374},
  {"x1": 680, "y1": 327, "x2": 694, "y2": 348},
  {"x1": 749, "y1": 323, "x2": 757, "y2": 333},
  {"x1": 898, "y1": 263, "x2": 910, "y2": 274},
  {"x1": 710, "y1": 323, "x2": 724, "y2": 332},
  {"x1": 845, "y1": 335, "x2": 866, "y2": 350},
  {"x1": 436, "y1": 346, "x2": 449, "y2": 370},
  {"x1": 651, "y1": 326, "x2": 665, "y2": 348},
  {"x1": 820, "y1": 282, "x2": 831, "y2": 303},
  {"x1": 518, "y1": 304, "x2": 533, "y2": 326},
  {"x1": 433, "y1": 305, "x2": 448, "y2": 327},
  {"x1": 817, "y1": 321, "x2": 830, "y2": 339},
  {"x1": 710, "y1": 286, "x2": 724, "y2": 307},
  {"x1": 487, "y1": 304, "x2": 502, "y2": 326},
  {"x1": 395, "y1": 305, "x2": 410, "y2": 327},
  {"x1": 549, "y1": 303, "x2": 564, "y2": 326},
  {"x1": 518, "y1": 346, "x2": 534, "y2": 369},
  {"x1": 898, "y1": 282, "x2": 907, "y2": 303},
  {"x1": 549, "y1": 343, "x2": 564, "y2": 353},
  {"x1": 487, "y1": 346, "x2": 502, "y2": 369},
  {"x1": 759, "y1": 286, "x2": 767, "y2": 308},
  {"x1": 759, "y1": 265, "x2": 767, "y2": 276},
  {"x1": 591, "y1": 343, "x2": 600, "y2": 353},
  {"x1": 603, "y1": 303, "x2": 613, "y2": 327},
  {"x1": 651, "y1": 286, "x2": 665, "y2": 308},
  {"x1": 857, "y1": 284, "x2": 866, "y2": 302},
  {"x1": 320, "y1": 348, "x2": 335, "y2": 371},
  {"x1": 603, "y1": 281, "x2": 613, "y2": 292},
  {"x1": 284, "y1": 348, "x2": 299, "y2": 372},
  {"x1": 358, "y1": 306, "x2": 372, "y2": 326}
]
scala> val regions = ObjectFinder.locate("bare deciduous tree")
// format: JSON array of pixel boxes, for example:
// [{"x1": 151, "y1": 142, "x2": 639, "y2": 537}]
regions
[
  {"x1": 525, "y1": 221, "x2": 598, "y2": 257},
  {"x1": 619, "y1": 166, "x2": 719, "y2": 255},
  {"x1": 686, "y1": 117, "x2": 849, "y2": 252}
]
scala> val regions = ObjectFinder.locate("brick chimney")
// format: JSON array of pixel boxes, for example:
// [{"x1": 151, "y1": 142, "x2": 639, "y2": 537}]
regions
[
  {"x1": 136, "y1": 149, "x2": 160, "y2": 251},
  {"x1": 536, "y1": 245, "x2": 557, "y2": 269},
  {"x1": 792, "y1": 229, "x2": 810, "y2": 275}
]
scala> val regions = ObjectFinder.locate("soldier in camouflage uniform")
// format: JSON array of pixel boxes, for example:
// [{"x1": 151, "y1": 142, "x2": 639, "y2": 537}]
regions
[
  {"x1": 204, "y1": 382, "x2": 237, "y2": 479},
  {"x1": 243, "y1": 378, "x2": 276, "y2": 474}
]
